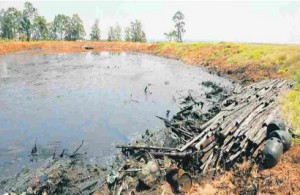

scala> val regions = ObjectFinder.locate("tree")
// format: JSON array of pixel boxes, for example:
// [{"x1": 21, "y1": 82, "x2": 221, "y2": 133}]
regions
[
  {"x1": 107, "y1": 24, "x2": 122, "y2": 42},
  {"x1": 114, "y1": 24, "x2": 122, "y2": 41},
  {"x1": 90, "y1": 19, "x2": 101, "y2": 41},
  {"x1": 0, "y1": 7, "x2": 22, "y2": 39},
  {"x1": 0, "y1": 2, "x2": 87, "y2": 41},
  {"x1": 32, "y1": 15, "x2": 48, "y2": 40},
  {"x1": 124, "y1": 26, "x2": 131, "y2": 42},
  {"x1": 107, "y1": 26, "x2": 115, "y2": 41},
  {"x1": 72, "y1": 14, "x2": 86, "y2": 40},
  {"x1": 172, "y1": 11, "x2": 185, "y2": 42},
  {"x1": 53, "y1": 14, "x2": 69, "y2": 40},
  {"x1": 21, "y1": 2, "x2": 37, "y2": 41},
  {"x1": 48, "y1": 22, "x2": 57, "y2": 40},
  {"x1": 65, "y1": 14, "x2": 85, "y2": 41},
  {"x1": 129, "y1": 20, "x2": 146, "y2": 42},
  {"x1": 0, "y1": 9, "x2": 3, "y2": 37},
  {"x1": 164, "y1": 30, "x2": 177, "y2": 42}
]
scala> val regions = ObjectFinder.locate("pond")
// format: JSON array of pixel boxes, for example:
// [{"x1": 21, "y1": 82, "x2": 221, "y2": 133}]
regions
[{"x1": 0, "y1": 51, "x2": 233, "y2": 179}]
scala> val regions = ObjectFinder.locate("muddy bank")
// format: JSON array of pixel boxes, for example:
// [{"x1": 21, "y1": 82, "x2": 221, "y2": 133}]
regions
[
  {"x1": 0, "y1": 156, "x2": 107, "y2": 194},
  {"x1": 0, "y1": 42, "x2": 153, "y2": 55}
]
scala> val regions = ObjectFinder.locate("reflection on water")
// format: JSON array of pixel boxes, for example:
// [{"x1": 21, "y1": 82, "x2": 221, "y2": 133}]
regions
[
  {"x1": 0, "y1": 51, "x2": 233, "y2": 179},
  {"x1": 0, "y1": 62, "x2": 8, "y2": 78},
  {"x1": 90, "y1": 51, "x2": 126, "y2": 57}
]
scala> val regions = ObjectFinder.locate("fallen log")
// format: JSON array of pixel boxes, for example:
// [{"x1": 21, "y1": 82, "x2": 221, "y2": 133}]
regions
[{"x1": 116, "y1": 145, "x2": 179, "y2": 151}]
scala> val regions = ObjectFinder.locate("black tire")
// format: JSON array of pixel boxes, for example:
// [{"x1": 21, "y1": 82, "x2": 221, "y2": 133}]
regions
[{"x1": 267, "y1": 120, "x2": 286, "y2": 135}]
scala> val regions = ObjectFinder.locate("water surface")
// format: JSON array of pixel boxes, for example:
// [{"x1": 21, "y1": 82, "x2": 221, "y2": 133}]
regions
[{"x1": 0, "y1": 51, "x2": 233, "y2": 178}]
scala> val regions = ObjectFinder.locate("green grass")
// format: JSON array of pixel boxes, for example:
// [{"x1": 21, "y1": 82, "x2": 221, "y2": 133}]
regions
[
  {"x1": 281, "y1": 71, "x2": 300, "y2": 144},
  {"x1": 156, "y1": 43, "x2": 300, "y2": 74},
  {"x1": 226, "y1": 44, "x2": 300, "y2": 71}
]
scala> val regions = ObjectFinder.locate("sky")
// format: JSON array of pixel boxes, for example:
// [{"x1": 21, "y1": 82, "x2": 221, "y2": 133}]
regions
[{"x1": 1, "y1": 1, "x2": 300, "y2": 44}]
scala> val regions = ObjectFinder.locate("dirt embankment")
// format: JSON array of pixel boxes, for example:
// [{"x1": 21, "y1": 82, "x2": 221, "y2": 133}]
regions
[
  {"x1": 1, "y1": 41, "x2": 299, "y2": 83},
  {"x1": 0, "y1": 41, "x2": 155, "y2": 55}
]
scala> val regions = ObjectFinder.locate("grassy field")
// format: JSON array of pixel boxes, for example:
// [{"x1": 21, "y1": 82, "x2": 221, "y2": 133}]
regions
[
  {"x1": 156, "y1": 42, "x2": 300, "y2": 80},
  {"x1": 1, "y1": 41, "x2": 299, "y2": 132}
]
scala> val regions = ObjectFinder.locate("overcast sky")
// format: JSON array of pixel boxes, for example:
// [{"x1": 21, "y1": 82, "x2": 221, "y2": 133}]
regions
[{"x1": 1, "y1": 1, "x2": 300, "y2": 44}]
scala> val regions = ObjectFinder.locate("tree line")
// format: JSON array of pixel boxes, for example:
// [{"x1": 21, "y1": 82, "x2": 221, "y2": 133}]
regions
[
  {"x1": 0, "y1": 2, "x2": 185, "y2": 42},
  {"x1": 0, "y1": 2, "x2": 86, "y2": 41}
]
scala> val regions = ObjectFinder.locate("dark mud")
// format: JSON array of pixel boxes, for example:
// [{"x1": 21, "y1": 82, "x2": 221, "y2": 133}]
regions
[{"x1": 0, "y1": 51, "x2": 233, "y2": 186}]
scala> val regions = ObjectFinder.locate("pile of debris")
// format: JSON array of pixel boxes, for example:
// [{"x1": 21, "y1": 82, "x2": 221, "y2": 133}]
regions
[{"x1": 100, "y1": 79, "x2": 294, "y2": 194}]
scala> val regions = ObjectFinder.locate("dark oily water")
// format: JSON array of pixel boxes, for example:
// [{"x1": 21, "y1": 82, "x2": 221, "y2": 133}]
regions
[{"x1": 0, "y1": 51, "x2": 233, "y2": 179}]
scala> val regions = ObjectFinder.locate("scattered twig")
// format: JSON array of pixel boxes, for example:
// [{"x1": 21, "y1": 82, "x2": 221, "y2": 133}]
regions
[{"x1": 69, "y1": 140, "x2": 84, "y2": 158}]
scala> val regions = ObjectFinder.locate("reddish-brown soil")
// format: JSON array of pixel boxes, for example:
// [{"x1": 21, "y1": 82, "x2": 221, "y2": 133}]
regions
[
  {"x1": 153, "y1": 146, "x2": 300, "y2": 195},
  {"x1": 0, "y1": 41, "x2": 156, "y2": 55}
]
